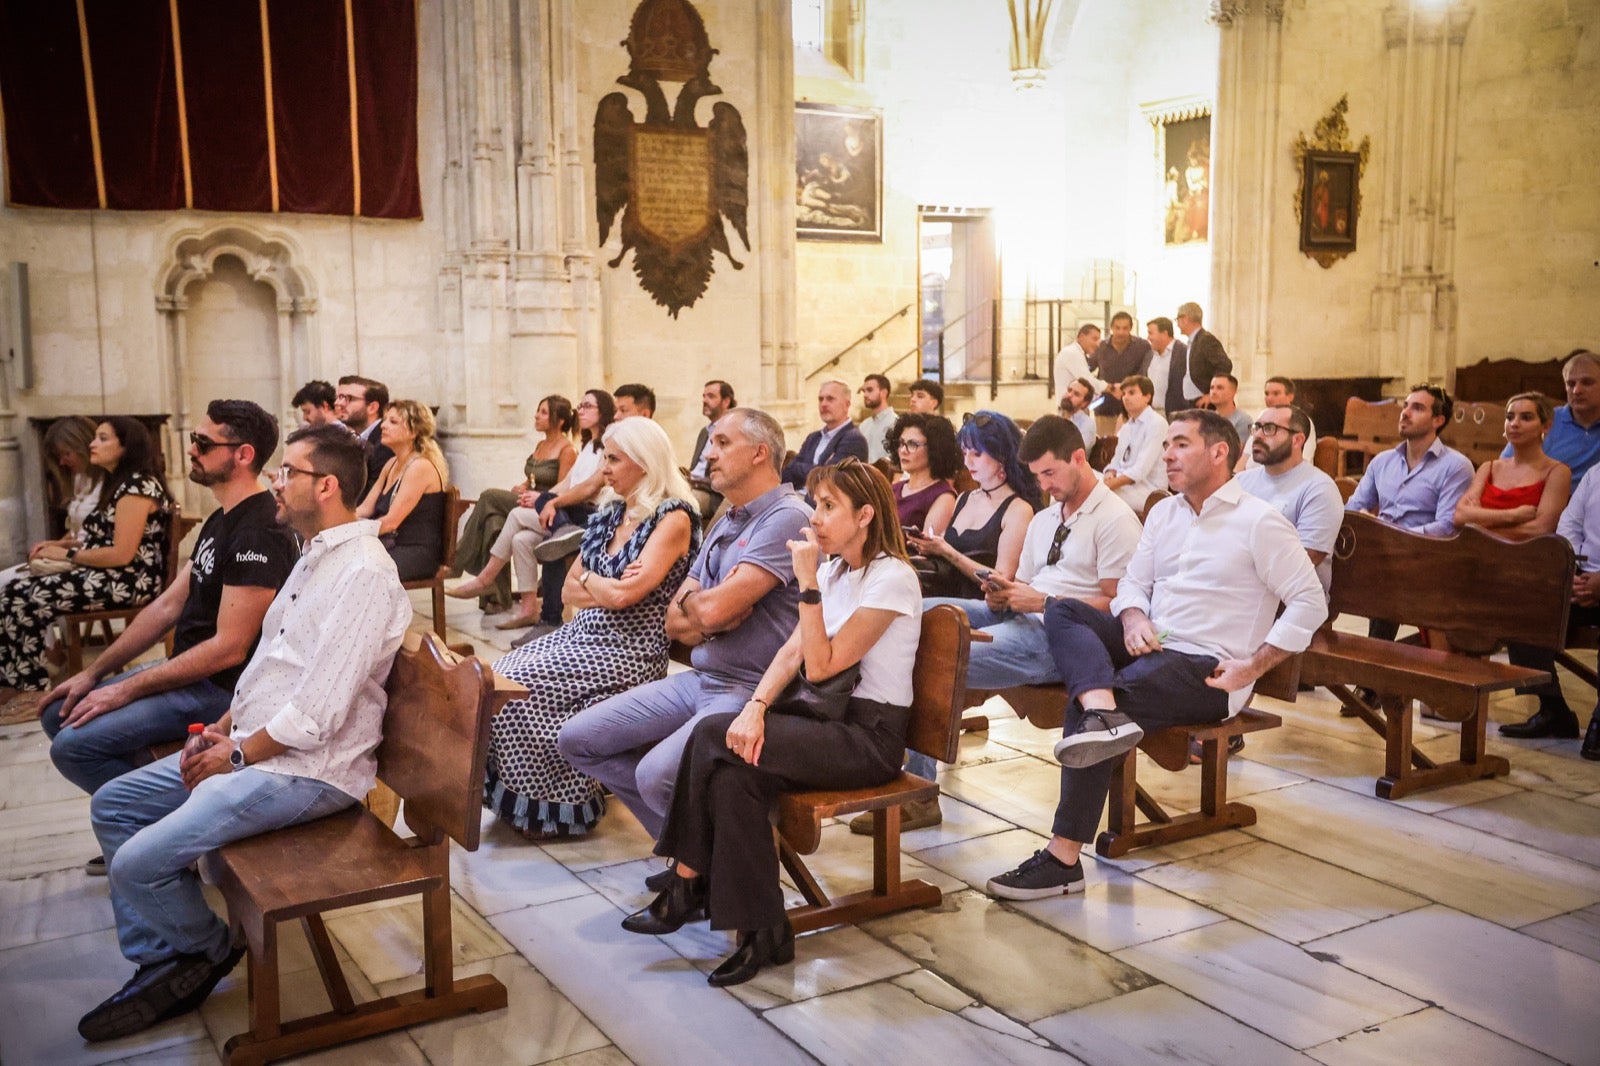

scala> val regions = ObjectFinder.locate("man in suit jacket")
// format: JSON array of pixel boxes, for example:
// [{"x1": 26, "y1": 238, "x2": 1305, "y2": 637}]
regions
[
  {"x1": 689, "y1": 379, "x2": 736, "y2": 518},
  {"x1": 782, "y1": 380, "x2": 869, "y2": 489},
  {"x1": 335, "y1": 375, "x2": 392, "y2": 492},
  {"x1": 1175, "y1": 302, "x2": 1232, "y2": 410},
  {"x1": 1146, "y1": 317, "x2": 1191, "y2": 416}
]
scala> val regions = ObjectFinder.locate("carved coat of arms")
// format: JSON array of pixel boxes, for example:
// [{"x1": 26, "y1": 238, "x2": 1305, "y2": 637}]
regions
[{"x1": 594, "y1": 0, "x2": 750, "y2": 318}]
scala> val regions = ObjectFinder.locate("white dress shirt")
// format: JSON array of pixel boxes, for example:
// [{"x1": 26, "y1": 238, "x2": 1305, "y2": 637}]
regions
[
  {"x1": 1053, "y1": 342, "x2": 1106, "y2": 395},
  {"x1": 229, "y1": 518, "x2": 413, "y2": 799},
  {"x1": 1108, "y1": 407, "x2": 1169, "y2": 509},
  {"x1": 1146, "y1": 346, "x2": 1174, "y2": 413},
  {"x1": 859, "y1": 408, "x2": 899, "y2": 463},
  {"x1": 1110, "y1": 480, "x2": 1328, "y2": 715}
]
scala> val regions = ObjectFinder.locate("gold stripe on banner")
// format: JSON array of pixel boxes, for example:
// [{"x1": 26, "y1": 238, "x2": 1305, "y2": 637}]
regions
[
  {"x1": 169, "y1": 0, "x2": 193, "y2": 208},
  {"x1": 259, "y1": 0, "x2": 279, "y2": 211},
  {"x1": 345, "y1": 0, "x2": 361, "y2": 215},
  {"x1": 74, "y1": 0, "x2": 107, "y2": 208}
]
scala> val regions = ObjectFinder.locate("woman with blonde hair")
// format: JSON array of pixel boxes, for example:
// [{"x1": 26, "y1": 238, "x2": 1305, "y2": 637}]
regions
[
  {"x1": 358, "y1": 398, "x2": 451, "y2": 581},
  {"x1": 624, "y1": 458, "x2": 922, "y2": 986},
  {"x1": 485, "y1": 416, "x2": 700, "y2": 839},
  {"x1": 2, "y1": 417, "x2": 103, "y2": 589}
]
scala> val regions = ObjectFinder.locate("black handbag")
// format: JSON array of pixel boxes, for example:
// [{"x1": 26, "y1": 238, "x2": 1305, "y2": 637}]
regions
[{"x1": 767, "y1": 662, "x2": 862, "y2": 723}]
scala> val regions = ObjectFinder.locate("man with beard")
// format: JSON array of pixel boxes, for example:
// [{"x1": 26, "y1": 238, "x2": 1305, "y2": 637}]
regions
[
  {"x1": 40, "y1": 401, "x2": 299, "y2": 871},
  {"x1": 688, "y1": 379, "x2": 736, "y2": 519},
  {"x1": 857, "y1": 374, "x2": 898, "y2": 463},
  {"x1": 1236, "y1": 404, "x2": 1343, "y2": 596},
  {"x1": 334, "y1": 375, "x2": 391, "y2": 489}
]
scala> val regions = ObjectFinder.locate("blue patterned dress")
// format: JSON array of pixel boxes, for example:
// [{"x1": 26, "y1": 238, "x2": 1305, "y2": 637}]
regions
[
  {"x1": 0, "y1": 474, "x2": 170, "y2": 689},
  {"x1": 486, "y1": 497, "x2": 700, "y2": 836}
]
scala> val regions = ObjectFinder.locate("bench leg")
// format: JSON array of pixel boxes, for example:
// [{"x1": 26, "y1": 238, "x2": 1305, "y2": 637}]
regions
[
  {"x1": 1097, "y1": 742, "x2": 1258, "y2": 858},
  {"x1": 959, "y1": 713, "x2": 990, "y2": 733},
  {"x1": 1376, "y1": 694, "x2": 1510, "y2": 800},
  {"x1": 1555, "y1": 650, "x2": 1599, "y2": 690},
  {"x1": 781, "y1": 805, "x2": 942, "y2": 935},
  {"x1": 301, "y1": 915, "x2": 355, "y2": 1015},
  {"x1": 430, "y1": 581, "x2": 448, "y2": 639}
]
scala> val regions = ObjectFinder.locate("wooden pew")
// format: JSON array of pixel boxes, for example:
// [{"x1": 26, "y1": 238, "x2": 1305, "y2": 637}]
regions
[
  {"x1": 774, "y1": 604, "x2": 972, "y2": 933},
  {"x1": 1299, "y1": 512, "x2": 1572, "y2": 799},
  {"x1": 966, "y1": 657, "x2": 1298, "y2": 858},
  {"x1": 201, "y1": 634, "x2": 524, "y2": 1065},
  {"x1": 1440, "y1": 401, "x2": 1509, "y2": 468},
  {"x1": 1334, "y1": 398, "x2": 1398, "y2": 477}
]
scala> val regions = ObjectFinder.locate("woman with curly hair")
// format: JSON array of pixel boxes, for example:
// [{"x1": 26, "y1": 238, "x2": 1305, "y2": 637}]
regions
[
  {"x1": 886, "y1": 412, "x2": 958, "y2": 533},
  {"x1": 358, "y1": 399, "x2": 451, "y2": 581}
]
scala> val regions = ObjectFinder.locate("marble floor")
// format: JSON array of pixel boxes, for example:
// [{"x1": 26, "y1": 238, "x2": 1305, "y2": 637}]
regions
[{"x1": 2, "y1": 594, "x2": 1598, "y2": 1065}]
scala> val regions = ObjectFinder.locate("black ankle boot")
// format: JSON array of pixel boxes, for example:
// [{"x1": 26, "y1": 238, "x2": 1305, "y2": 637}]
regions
[
  {"x1": 707, "y1": 921, "x2": 795, "y2": 987},
  {"x1": 621, "y1": 874, "x2": 707, "y2": 935}
]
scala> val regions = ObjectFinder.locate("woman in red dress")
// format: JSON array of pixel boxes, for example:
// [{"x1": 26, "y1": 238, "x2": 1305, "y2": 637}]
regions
[{"x1": 1452, "y1": 392, "x2": 1570, "y2": 538}]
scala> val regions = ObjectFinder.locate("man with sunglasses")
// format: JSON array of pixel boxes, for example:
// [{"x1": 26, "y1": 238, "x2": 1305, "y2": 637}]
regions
[{"x1": 41, "y1": 400, "x2": 298, "y2": 872}]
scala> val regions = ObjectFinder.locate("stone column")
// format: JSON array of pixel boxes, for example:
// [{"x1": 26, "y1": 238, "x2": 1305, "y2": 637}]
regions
[{"x1": 0, "y1": 350, "x2": 24, "y2": 563}]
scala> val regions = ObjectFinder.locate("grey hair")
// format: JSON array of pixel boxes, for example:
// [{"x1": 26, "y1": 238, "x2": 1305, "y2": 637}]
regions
[{"x1": 721, "y1": 407, "x2": 787, "y2": 476}]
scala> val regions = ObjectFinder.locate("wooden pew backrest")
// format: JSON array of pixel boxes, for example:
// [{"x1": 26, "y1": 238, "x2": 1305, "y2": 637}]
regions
[
  {"x1": 906, "y1": 604, "x2": 973, "y2": 765},
  {"x1": 1329, "y1": 511, "x2": 1572, "y2": 655}
]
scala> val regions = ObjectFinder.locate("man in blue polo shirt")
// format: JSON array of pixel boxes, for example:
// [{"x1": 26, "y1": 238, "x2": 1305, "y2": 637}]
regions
[
  {"x1": 1502, "y1": 350, "x2": 1600, "y2": 485},
  {"x1": 558, "y1": 408, "x2": 809, "y2": 837}
]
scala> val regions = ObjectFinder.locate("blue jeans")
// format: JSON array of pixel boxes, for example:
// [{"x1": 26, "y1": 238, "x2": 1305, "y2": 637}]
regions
[
  {"x1": 558, "y1": 669, "x2": 751, "y2": 837},
  {"x1": 907, "y1": 598, "x2": 1064, "y2": 780},
  {"x1": 40, "y1": 662, "x2": 232, "y2": 795},
  {"x1": 90, "y1": 753, "x2": 353, "y2": 966}
]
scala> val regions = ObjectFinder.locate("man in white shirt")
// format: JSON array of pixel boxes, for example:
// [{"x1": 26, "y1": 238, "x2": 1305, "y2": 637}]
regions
[
  {"x1": 1103, "y1": 375, "x2": 1169, "y2": 510},
  {"x1": 1236, "y1": 404, "x2": 1344, "y2": 595},
  {"x1": 1057, "y1": 377, "x2": 1098, "y2": 452},
  {"x1": 986, "y1": 410, "x2": 1324, "y2": 900},
  {"x1": 77, "y1": 425, "x2": 413, "y2": 1042},
  {"x1": 1053, "y1": 323, "x2": 1104, "y2": 398},
  {"x1": 1145, "y1": 317, "x2": 1188, "y2": 417},
  {"x1": 857, "y1": 373, "x2": 899, "y2": 463}
]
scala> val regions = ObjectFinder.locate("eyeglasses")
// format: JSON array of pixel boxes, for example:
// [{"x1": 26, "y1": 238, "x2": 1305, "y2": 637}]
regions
[
  {"x1": 576, "y1": 401, "x2": 598, "y2": 411},
  {"x1": 1249, "y1": 422, "x2": 1292, "y2": 437},
  {"x1": 897, "y1": 439, "x2": 926, "y2": 451},
  {"x1": 1046, "y1": 522, "x2": 1072, "y2": 567},
  {"x1": 273, "y1": 463, "x2": 329, "y2": 484},
  {"x1": 190, "y1": 432, "x2": 246, "y2": 455}
]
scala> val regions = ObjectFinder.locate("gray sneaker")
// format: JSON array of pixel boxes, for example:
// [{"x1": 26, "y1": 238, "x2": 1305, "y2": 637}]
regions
[
  {"x1": 510, "y1": 623, "x2": 558, "y2": 648},
  {"x1": 1053, "y1": 709, "x2": 1144, "y2": 768},
  {"x1": 986, "y1": 849, "x2": 1084, "y2": 900},
  {"x1": 534, "y1": 526, "x2": 584, "y2": 562}
]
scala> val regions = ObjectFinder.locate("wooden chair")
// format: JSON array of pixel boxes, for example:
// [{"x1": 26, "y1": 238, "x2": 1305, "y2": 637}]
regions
[
  {"x1": 1089, "y1": 434, "x2": 1117, "y2": 472},
  {"x1": 1334, "y1": 398, "x2": 1398, "y2": 477},
  {"x1": 952, "y1": 467, "x2": 979, "y2": 494},
  {"x1": 965, "y1": 657, "x2": 1297, "y2": 858},
  {"x1": 1138, "y1": 489, "x2": 1170, "y2": 523},
  {"x1": 59, "y1": 503, "x2": 198, "y2": 675},
  {"x1": 1299, "y1": 512, "x2": 1572, "y2": 799},
  {"x1": 201, "y1": 634, "x2": 523, "y2": 1065},
  {"x1": 1334, "y1": 475, "x2": 1360, "y2": 503},
  {"x1": 774, "y1": 604, "x2": 972, "y2": 933},
  {"x1": 1441, "y1": 401, "x2": 1508, "y2": 467},
  {"x1": 403, "y1": 486, "x2": 465, "y2": 640}
]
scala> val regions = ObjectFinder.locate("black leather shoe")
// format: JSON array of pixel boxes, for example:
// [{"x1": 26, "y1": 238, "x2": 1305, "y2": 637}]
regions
[
  {"x1": 708, "y1": 922, "x2": 795, "y2": 987},
  {"x1": 1583, "y1": 717, "x2": 1600, "y2": 761},
  {"x1": 644, "y1": 862, "x2": 675, "y2": 894},
  {"x1": 154, "y1": 944, "x2": 246, "y2": 1027},
  {"x1": 78, "y1": 952, "x2": 219, "y2": 1042},
  {"x1": 1498, "y1": 706, "x2": 1580, "y2": 739},
  {"x1": 621, "y1": 873, "x2": 707, "y2": 935}
]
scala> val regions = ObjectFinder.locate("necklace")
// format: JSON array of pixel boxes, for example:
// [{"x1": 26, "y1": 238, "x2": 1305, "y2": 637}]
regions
[{"x1": 977, "y1": 480, "x2": 1005, "y2": 497}]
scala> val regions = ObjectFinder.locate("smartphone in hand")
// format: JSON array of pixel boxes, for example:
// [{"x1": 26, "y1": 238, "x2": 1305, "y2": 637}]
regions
[{"x1": 903, "y1": 525, "x2": 922, "y2": 538}]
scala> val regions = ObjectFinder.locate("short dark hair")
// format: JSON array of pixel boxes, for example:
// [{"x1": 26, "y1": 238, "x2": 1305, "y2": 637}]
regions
[
  {"x1": 285, "y1": 424, "x2": 368, "y2": 508},
  {"x1": 1122, "y1": 375, "x2": 1154, "y2": 398},
  {"x1": 910, "y1": 379, "x2": 945, "y2": 406},
  {"x1": 614, "y1": 383, "x2": 657, "y2": 414},
  {"x1": 1071, "y1": 376, "x2": 1098, "y2": 397},
  {"x1": 1146, "y1": 316, "x2": 1174, "y2": 337},
  {"x1": 886, "y1": 413, "x2": 961, "y2": 480},
  {"x1": 1171, "y1": 408, "x2": 1242, "y2": 470},
  {"x1": 1019, "y1": 414, "x2": 1087, "y2": 465},
  {"x1": 1265, "y1": 375, "x2": 1296, "y2": 396},
  {"x1": 863, "y1": 373, "x2": 891, "y2": 393},
  {"x1": 337, "y1": 375, "x2": 389, "y2": 414},
  {"x1": 1213, "y1": 373, "x2": 1239, "y2": 389},
  {"x1": 705, "y1": 379, "x2": 735, "y2": 405},
  {"x1": 1076, "y1": 323, "x2": 1102, "y2": 339},
  {"x1": 1110, "y1": 311, "x2": 1134, "y2": 327},
  {"x1": 1408, "y1": 382, "x2": 1453, "y2": 422},
  {"x1": 1281, "y1": 403, "x2": 1312, "y2": 440},
  {"x1": 291, "y1": 380, "x2": 336, "y2": 410},
  {"x1": 206, "y1": 399, "x2": 280, "y2": 474}
]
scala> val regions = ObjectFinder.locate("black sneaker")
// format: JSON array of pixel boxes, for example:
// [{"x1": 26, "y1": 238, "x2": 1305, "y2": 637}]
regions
[
  {"x1": 1053, "y1": 709, "x2": 1144, "y2": 768},
  {"x1": 985, "y1": 849, "x2": 1084, "y2": 900}
]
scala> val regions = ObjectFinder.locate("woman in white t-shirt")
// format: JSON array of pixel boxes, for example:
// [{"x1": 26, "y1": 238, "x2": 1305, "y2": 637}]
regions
[{"x1": 623, "y1": 458, "x2": 922, "y2": 986}]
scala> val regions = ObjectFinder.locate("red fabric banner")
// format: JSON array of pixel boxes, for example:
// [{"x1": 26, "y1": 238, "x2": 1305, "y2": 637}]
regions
[{"x1": 0, "y1": 0, "x2": 420, "y2": 219}]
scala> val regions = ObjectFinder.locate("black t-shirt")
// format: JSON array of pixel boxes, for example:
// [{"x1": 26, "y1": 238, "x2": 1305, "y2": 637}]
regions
[{"x1": 172, "y1": 491, "x2": 299, "y2": 693}]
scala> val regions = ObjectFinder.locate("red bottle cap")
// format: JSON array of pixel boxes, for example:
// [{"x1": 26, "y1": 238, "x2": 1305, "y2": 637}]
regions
[{"x1": 188, "y1": 723, "x2": 205, "y2": 734}]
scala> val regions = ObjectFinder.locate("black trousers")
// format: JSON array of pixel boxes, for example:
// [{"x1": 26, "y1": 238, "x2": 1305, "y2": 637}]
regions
[
  {"x1": 655, "y1": 701, "x2": 907, "y2": 931},
  {"x1": 1508, "y1": 602, "x2": 1600, "y2": 716},
  {"x1": 1043, "y1": 598, "x2": 1228, "y2": 844}
]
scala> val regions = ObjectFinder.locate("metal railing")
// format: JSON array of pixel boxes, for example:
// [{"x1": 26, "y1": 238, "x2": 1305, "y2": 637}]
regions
[{"x1": 804, "y1": 303, "x2": 914, "y2": 381}]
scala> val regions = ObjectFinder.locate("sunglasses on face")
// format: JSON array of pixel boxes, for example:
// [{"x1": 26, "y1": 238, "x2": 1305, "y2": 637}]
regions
[{"x1": 190, "y1": 432, "x2": 246, "y2": 455}]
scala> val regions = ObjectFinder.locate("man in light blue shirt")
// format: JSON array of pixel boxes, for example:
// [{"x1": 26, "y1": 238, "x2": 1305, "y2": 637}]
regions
[
  {"x1": 1238, "y1": 405, "x2": 1343, "y2": 596},
  {"x1": 1501, "y1": 350, "x2": 1600, "y2": 485},
  {"x1": 1503, "y1": 467, "x2": 1600, "y2": 758},
  {"x1": 1347, "y1": 384, "x2": 1474, "y2": 641}
]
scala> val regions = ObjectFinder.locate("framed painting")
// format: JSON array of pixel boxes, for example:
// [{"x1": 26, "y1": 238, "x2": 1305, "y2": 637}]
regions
[
  {"x1": 1161, "y1": 114, "x2": 1210, "y2": 245},
  {"x1": 795, "y1": 102, "x2": 881, "y2": 241},
  {"x1": 1299, "y1": 150, "x2": 1360, "y2": 257}
]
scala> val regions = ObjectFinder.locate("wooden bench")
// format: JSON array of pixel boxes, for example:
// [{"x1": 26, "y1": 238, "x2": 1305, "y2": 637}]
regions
[
  {"x1": 59, "y1": 504, "x2": 198, "y2": 675},
  {"x1": 1334, "y1": 398, "x2": 1398, "y2": 478},
  {"x1": 200, "y1": 633, "x2": 524, "y2": 1065},
  {"x1": 1299, "y1": 512, "x2": 1573, "y2": 799},
  {"x1": 404, "y1": 486, "x2": 466, "y2": 640},
  {"x1": 1440, "y1": 400, "x2": 1509, "y2": 467},
  {"x1": 967, "y1": 656, "x2": 1298, "y2": 858},
  {"x1": 774, "y1": 604, "x2": 973, "y2": 933}
]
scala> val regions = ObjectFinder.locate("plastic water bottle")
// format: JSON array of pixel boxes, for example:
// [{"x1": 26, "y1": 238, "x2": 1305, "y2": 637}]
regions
[{"x1": 181, "y1": 722, "x2": 211, "y2": 759}]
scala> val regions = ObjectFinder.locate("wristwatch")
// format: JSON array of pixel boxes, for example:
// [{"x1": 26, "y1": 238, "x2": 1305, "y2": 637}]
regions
[
  {"x1": 229, "y1": 746, "x2": 247, "y2": 772},
  {"x1": 798, "y1": 587, "x2": 822, "y2": 605},
  {"x1": 65, "y1": 547, "x2": 79, "y2": 562}
]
